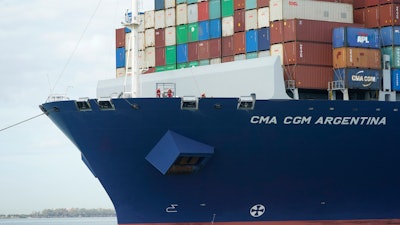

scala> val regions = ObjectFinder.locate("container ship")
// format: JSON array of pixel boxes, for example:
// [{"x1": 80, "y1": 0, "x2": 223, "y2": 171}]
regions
[{"x1": 40, "y1": 0, "x2": 400, "y2": 224}]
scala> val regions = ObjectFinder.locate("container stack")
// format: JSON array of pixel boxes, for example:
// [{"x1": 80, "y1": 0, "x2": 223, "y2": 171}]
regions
[
  {"x1": 332, "y1": 27, "x2": 382, "y2": 91},
  {"x1": 269, "y1": 0, "x2": 354, "y2": 90},
  {"x1": 115, "y1": 28, "x2": 128, "y2": 77},
  {"x1": 353, "y1": 0, "x2": 400, "y2": 91}
]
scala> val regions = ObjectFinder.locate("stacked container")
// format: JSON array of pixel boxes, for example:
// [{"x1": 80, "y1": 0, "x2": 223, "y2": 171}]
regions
[{"x1": 269, "y1": 0, "x2": 354, "y2": 90}]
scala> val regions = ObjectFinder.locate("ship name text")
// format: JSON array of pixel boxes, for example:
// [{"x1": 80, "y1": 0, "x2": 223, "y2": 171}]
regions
[{"x1": 250, "y1": 116, "x2": 386, "y2": 126}]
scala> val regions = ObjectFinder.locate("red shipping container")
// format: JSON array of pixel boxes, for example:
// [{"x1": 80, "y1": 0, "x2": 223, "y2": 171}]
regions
[
  {"x1": 270, "y1": 21, "x2": 284, "y2": 44},
  {"x1": 380, "y1": 4, "x2": 400, "y2": 27},
  {"x1": 257, "y1": 0, "x2": 269, "y2": 7},
  {"x1": 365, "y1": 6, "x2": 380, "y2": 28},
  {"x1": 198, "y1": 41, "x2": 210, "y2": 60},
  {"x1": 380, "y1": 0, "x2": 400, "y2": 4},
  {"x1": 277, "y1": 42, "x2": 333, "y2": 66},
  {"x1": 155, "y1": 28, "x2": 165, "y2": 48},
  {"x1": 234, "y1": 32, "x2": 246, "y2": 55},
  {"x1": 234, "y1": 10, "x2": 245, "y2": 33},
  {"x1": 188, "y1": 42, "x2": 198, "y2": 62},
  {"x1": 116, "y1": 28, "x2": 125, "y2": 48},
  {"x1": 365, "y1": 0, "x2": 380, "y2": 6},
  {"x1": 222, "y1": 56, "x2": 234, "y2": 63},
  {"x1": 198, "y1": 2, "x2": 209, "y2": 21},
  {"x1": 234, "y1": 0, "x2": 245, "y2": 10},
  {"x1": 209, "y1": 38, "x2": 222, "y2": 58},
  {"x1": 222, "y1": 36, "x2": 234, "y2": 57},
  {"x1": 353, "y1": 0, "x2": 366, "y2": 9},
  {"x1": 284, "y1": 65, "x2": 334, "y2": 90},
  {"x1": 353, "y1": 8, "x2": 365, "y2": 25},
  {"x1": 142, "y1": 67, "x2": 155, "y2": 74},
  {"x1": 155, "y1": 47, "x2": 166, "y2": 66}
]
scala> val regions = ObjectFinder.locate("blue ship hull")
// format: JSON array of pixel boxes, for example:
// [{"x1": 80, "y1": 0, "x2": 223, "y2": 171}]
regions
[{"x1": 41, "y1": 98, "x2": 400, "y2": 225}]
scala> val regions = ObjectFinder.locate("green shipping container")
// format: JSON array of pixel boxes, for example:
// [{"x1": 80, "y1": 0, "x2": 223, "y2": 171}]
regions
[
  {"x1": 177, "y1": 62, "x2": 188, "y2": 69},
  {"x1": 156, "y1": 64, "x2": 177, "y2": 72},
  {"x1": 199, "y1": 59, "x2": 210, "y2": 66},
  {"x1": 166, "y1": 46, "x2": 177, "y2": 65},
  {"x1": 165, "y1": 64, "x2": 177, "y2": 71},
  {"x1": 221, "y1": 0, "x2": 234, "y2": 17},
  {"x1": 382, "y1": 46, "x2": 400, "y2": 68},
  {"x1": 188, "y1": 61, "x2": 199, "y2": 67},
  {"x1": 176, "y1": 25, "x2": 188, "y2": 44},
  {"x1": 246, "y1": 52, "x2": 258, "y2": 59},
  {"x1": 209, "y1": 0, "x2": 221, "y2": 19},
  {"x1": 187, "y1": 0, "x2": 197, "y2": 3},
  {"x1": 188, "y1": 23, "x2": 199, "y2": 42},
  {"x1": 176, "y1": 0, "x2": 186, "y2": 4},
  {"x1": 245, "y1": 0, "x2": 257, "y2": 9}
]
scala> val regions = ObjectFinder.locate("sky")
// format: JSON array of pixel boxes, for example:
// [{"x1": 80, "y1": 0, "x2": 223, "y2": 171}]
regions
[{"x1": 0, "y1": 0, "x2": 153, "y2": 214}]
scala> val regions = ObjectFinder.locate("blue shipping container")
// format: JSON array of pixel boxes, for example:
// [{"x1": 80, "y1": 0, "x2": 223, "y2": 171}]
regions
[
  {"x1": 380, "y1": 26, "x2": 400, "y2": 47},
  {"x1": 209, "y1": 19, "x2": 222, "y2": 39},
  {"x1": 116, "y1": 47, "x2": 126, "y2": 68},
  {"x1": 334, "y1": 68, "x2": 381, "y2": 90},
  {"x1": 198, "y1": 21, "x2": 210, "y2": 41},
  {"x1": 155, "y1": 0, "x2": 165, "y2": 11},
  {"x1": 177, "y1": 44, "x2": 188, "y2": 63},
  {"x1": 258, "y1": 27, "x2": 270, "y2": 51},
  {"x1": 246, "y1": 30, "x2": 258, "y2": 53},
  {"x1": 333, "y1": 27, "x2": 380, "y2": 49},
  {"x1": 392, "y1": 69, "x2": 400, "y2": 91}
]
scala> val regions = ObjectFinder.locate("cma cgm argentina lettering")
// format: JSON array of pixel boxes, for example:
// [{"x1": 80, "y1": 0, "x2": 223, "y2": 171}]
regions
[{"x1": 40, "y1": 1, "x2": 400, "y2": 225}]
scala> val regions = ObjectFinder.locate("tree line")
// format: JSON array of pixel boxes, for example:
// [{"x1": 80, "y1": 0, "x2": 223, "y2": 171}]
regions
[{"x1": 0, "y1": 208, "x2": 116, "y2": 218}]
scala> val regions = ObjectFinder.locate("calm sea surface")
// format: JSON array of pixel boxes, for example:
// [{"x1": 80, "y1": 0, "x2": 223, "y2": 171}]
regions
[{"x1": 0, "y1": 217, "x2": 117, "y2": 225}]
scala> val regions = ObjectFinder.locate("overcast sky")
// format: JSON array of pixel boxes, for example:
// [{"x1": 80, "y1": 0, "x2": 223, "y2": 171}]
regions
[{"x1": 0, "y1": 0, "x2": 153, "y2": 214}]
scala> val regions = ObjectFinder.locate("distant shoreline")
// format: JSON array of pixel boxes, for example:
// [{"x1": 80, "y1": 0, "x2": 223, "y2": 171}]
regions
[{"x1": 0, "y1": 208, "x2": 116, "y2": 219}]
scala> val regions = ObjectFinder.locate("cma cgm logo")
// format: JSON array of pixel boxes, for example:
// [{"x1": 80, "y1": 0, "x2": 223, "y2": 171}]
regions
[
  {"x1": 288, "y1": 1, "x2": 298, "y2": 6},
  {"x1": 357, "y1": 34, "x2": 369, "y2": 44},
  {"x1": 351, "y1": 70, "x2": 376, "y2": 87}
]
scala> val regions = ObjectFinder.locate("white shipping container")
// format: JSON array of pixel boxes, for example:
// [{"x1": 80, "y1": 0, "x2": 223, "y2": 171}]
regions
[
  {"x1": 145, "y1": 28, "x2": 155, "y2": 47},
  {"x1": 138, "y1": 14, "x2": 145, "y2": 32},
  {"x1": 145, "y1": 47, "x2": 156, "y2": 68},
  {"x1": 269, "y1": 0, "x2": 353, "y2": 23},
  {"x1": 116, "y1": 67, "x2": 126, "y2": 78},
  {"x1": 210, "y1": 58, "x2": 221, "y2": 64},
  {"x1": 138, "y1": 32, "x2": 145, "y2": 50},
  {"x1": 176, "y1": 4, "x2": 188, "y2": 25},
  {"x1": 165, "y1": 0, "x2": 175, "y2": 8},
  {"x1": 188, "y1": 3, "x2": 198, "y2": 23},
  {"x1": 165, "y1": 27, "x2": 176, "y2": 46},
  {"x1": 234, "y1": 54, "x2": 246, "y2": 61},
  {"x1": 165, "y1": 8, "x2": 176, "y2": 27},
  {"x1": 144, "y1": 10, "x2": 155, "y2": 29},
  {"x1": 222, "y1": 16, "x2": 234, "y2": 37},
  {"x1": 258, "y1": 7, "x2": 270, "y2": 28},
  {"x1": 154, "y1": 10, "x2": 166, "y2": 29},
  {"x1": 138, "y1": 50, "x2": 147, "y2": 70},
  {"x1": 258, "y1": 50, "x2": 271, "y2": 58},
  {"x1": 270, "y1": 44, "x2": 284, "y2": 65},
  {"x1": 245, "y1": 9, "x2": 258, "y2": 30}
]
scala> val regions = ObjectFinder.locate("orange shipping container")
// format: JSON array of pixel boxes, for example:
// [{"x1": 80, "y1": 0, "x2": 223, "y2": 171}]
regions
[{"x1": 333, "y1": 47, "x2": 382, "y2": 69}]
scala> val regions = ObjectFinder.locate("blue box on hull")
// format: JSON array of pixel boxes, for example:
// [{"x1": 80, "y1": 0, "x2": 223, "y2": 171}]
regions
[
  {"x1": 116, "y1": 47, "x2": 125, "y2": 68},
  {"x1": 380, "y1": 26, "x2": 400, "y2": 47},
  {"x1": 392, "y1": 69, "x2": 400, "y2": 91},
  {"x1": 209, "y1": 19, "x2": 222, "y2": 39},
  {"x1": 258, "y1": 27, "x2": 270, "y2": 51},
  {"x1": 334, "y1": 68, "x2": 381, "y2": 90},
  {"x1": 177, "y1": 44, "x2": 188, "y2": 63},
  {"x1": 333, "y1": 27, "x2": 380, "y2": 49},
  {"x1": 198, "y1": 21, "x2": 210, "y2": 41},
  {"x1": 246, "y1": 30, "x2": 258, "y2": 53}
]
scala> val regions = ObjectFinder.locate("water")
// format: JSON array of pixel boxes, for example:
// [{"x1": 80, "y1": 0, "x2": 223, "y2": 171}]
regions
[{"x1": 0, "y1": 217, "x2": 117, "y2": 225}]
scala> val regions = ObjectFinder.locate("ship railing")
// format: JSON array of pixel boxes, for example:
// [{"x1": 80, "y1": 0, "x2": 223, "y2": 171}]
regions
[
  {"x1": 285, "y1": 80, "x2": 296, "y2": 90},
  {"x1": 328, "y1": 80, "x2": 345, "y2": 91},
  {"x1": 46, "y1": 94, "x2": 70, "y2": 103}
]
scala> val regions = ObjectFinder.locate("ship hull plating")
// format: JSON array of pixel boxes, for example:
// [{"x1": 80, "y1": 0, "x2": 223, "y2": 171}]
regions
[{"x1": 41, "y1": 98, "x2": 400, "y2": 224}]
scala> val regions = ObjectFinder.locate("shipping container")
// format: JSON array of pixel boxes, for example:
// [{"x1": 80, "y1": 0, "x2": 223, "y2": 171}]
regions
[
  {"x1": 198, "y1": 40, "x2": 210, "y2": 60},
  {"x1": 176, "y1": 24, "x2": 188, "y2": 44},
  {"x1": 234, "y1": 10, "x2": 245, "y2": 33},
  {"x1": 258, "y1": 27, "x2": 270, "y2": 51},
  {"x1": 222, "y1": 56, "x2": 235, "y2": 62},
  {"x1": 333, "y1": 68, "x2": 381, "y2": 90},
  {"x1": 145, "y1": 47, "x2": 156, "y2": 67},
  {"x1": 155, "y1": 0, "x2": 165, "y2": 11},
  {"x1": 145, "y1": 28, "x2": 155, "y2": 47},
  {"x1": 198, "y1": 21, "x2": 210, "y2": 41},
  {"x1": 365, "y1": 6, "x2": 380, "y2": 28},
  {"x1": 138, "y1": 14, "x2": 145, "y2": 32},
  {"x1": 245, "y1": 9, "x2": 258, "y2": 30},
  {"x1": 144, "y1": 10, "x2": 155, "y2": 29},
  {"x1": 333, "y1": 47, "x2": 382, "y2": 69},
  {"x1": 198, "y1": 1, "x2": 209, "y2": 21},
  {"x1": 380, "y1": 4, "x2": 400, "y2": 27},
  {"x1": 155, "y1": 10, "x2": 166, "y2": 29},
  {"x1": 271, "y1": 42, "x2": 333, "y2": 66},
  {"x1": 380, "y1": 0, "x2": 400, "y2": 4},
  {"x1": 177, "y1": 62, "x2": 188, "y2": 69},
  {"x1": 177, "y1": 43, "x2": 189, "y2": 63},
  {"x1": 258, "y1": 50, "x2": 270, "y2": 57},
  {"x1": 156, "y1": 47, "x2": 166, "y2": 66},
  {"x1": 199, "y1": 59, "x2": 210, "y2": 66},
  {"x1": 222, "y1": 0, "x2": 234, "y2": 17},
  {"x1": 165, "y1": 8, "x2": 176, "y2": 27},
  {"x1": 138, "y1": 50, "x2": 147, "y2": 70},
  {"x1": 210, "y1": 58, "x2": 222, "y2": 64},
  {"x1": 115, "y1": 47, "x2": 125, "y2": 68},
  {"x1": 177, "y1": 0, "x2": 187, "y2": 4},
  {"x1": 165, "y1": 0, "x2": 176, "y2": 8},
  {"x1": 188, "y1": 61, "x2": 199, "y2": 67},
  {"x1": 257, "y1": 7, "x2": 269, "y2": 28},
  {"x1": 257, "y1": 0, "x2": 269, "y2": 7},
  {"x1": 156, "y1": 64, "x2": 177, "y2": 72},
  {"x1": 283, "y1": 65, "x2": 334, "y2": 90},
  {"x1": 187, "y1": 0, "x2": 197, "y2": 4},
  {"x1": 246, "y1": 0, "x2": 257, "y2": 10},
  {"x1": 382, "y1": 46, "x2": 400, "y2": 68},
  {"x1": 353, "y1": 8, "x2": 365, "y2": 26},
  {"x1": 138, "y1": 32, "x2": 145, "y2": 50},
  {"x1": 209, "y1": 0, "x2": 221, "y2": 19},
  {"x1": 188, "y1": 23, "x2": 199, "y2": 42},
  {"x1": 116, "y1": 67, "x2": 126, "y2": 78},
  {"x1": 246, "y1": 30, "x2": 258, "y2": 52},
  {"x1": 380, "y1": 26, "x2": 400, "y2": 46},
  {"x1": 246, "y1": 52, "x2": 258, "y2": 59},
  {"x1": 155, "y1": 28, "x2": 165, "y2": 47},
  {"x1": 222, "y1": 16, "x2": 234, "y2": 36},
  {"x1": 222, "y1": 36, "x2": 234, "y2": 56},
  {"x1": 234, "y1": 54, "x2": 246, "y2": 61},
  {"x1": 210, "y1": 19, "x2": 222, "y2": 39},
  {"x1": 209, "y1": 38, "x2": 222, "y2": 58},
  {"x1": 234, "y1": 32, "x2": 246, "y2": 54},
  {"x1": 166, "y1": 45, "x2": 177, "y2": 65},
  {"x1": 116, "y1": 28, "x2": 125, "y2": 48},
  {"x1": 142, "y1": 67, "x2": 155, "y2": 74},
  {"x1": 188, "y1": 42, "x2": 199, "y2": 61},
  {"x1": 353, "y1": 0, "x2": 365, "y2": 9},
  {"x1": 365, "y1": 0, "x2": 379, "y2": 6},
  {"x1": 165, "y1": 27, "x2": 176, "y2": 45},
  {"x1": 270, "y1": 21, "x2": 283, "y2": 44},
  {"x1": 188, "y1": 3, "x2": 198, "y2": 23},
  {"x1": 235, "y1": 0, "x2": 245, "y2": 10},
  {"x1": 332, "y1": 27, "x2": 380, "y2": 49},
  {"x1": 269, "y1": 0, "x2": 353, "y2": 23},
  {"x1": 391, "y1": 69, "x2": 400, "y2": 91},
  {"x1": 176, "y1": 4, "x2": 188, "y2": 25}
]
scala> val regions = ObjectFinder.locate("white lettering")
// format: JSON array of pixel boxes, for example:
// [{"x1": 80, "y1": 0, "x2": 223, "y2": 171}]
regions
[
  {"x1": 251, "y1": 116, "x2": 386, "y2": 126},
  {"x1": 250, "y1": 116, "x2": 277, "y2": 124},
  {"x1": 357, "y1": 35, "x2": 369, "y2": 43}
]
